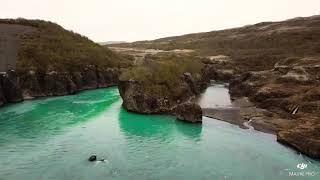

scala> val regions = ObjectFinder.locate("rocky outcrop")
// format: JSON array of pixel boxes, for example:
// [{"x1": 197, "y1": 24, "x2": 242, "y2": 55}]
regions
[
  {"x1": 229, "y1": 72, "x2": 262, "y2": 98},
  {"x1": 20, "y1": 70, "x2": 44, "y2": 99},
  {"x1": 174, "y1": 103, "x2": 202, "y2": 123},
  {"x1": 79, "y1": 67, "x2": 118, "y2": 90},
  {"x1": 228, "y1": 61, "x2": 320, "y2": 159},
  {"x1": 229, "y1": 65, "x2": 320, "y2": 116},
  {"x1": 118, "y1": 72, "x2": 204, "y2": 121},
  {"x1": 98, "y1": 68, "x2": 119, "y2": 88},
  {"x1": 0, "y1": 82, "x2": 6, "y2": 106},
  {"x1": 277, "y1": 119, "x2": 320, "y2": 159},
  {"x1": 71, "y1": 72, "x2": 84, "y2": 91},
  {"x1": 0, "y1": 70, "x2": 23, "y2": 103},
  {"x1": 43, "y1": 72, "x2": 77, "y2": 96},
  {"x1": 118, "y1": 80, "x2": 172, "y2": 114},
  {"x1": 182, "y1": 72, "x2": 199, "y2": 94},
  {"x1": 82, "y1": 66, "x2": 98, "y2": 90},
  {"x1": 0, "y1": 67, "x2": 119, "y2": 107},
  {"x1": 205, "y1": 66, "x2": 234, "y2": 82}
]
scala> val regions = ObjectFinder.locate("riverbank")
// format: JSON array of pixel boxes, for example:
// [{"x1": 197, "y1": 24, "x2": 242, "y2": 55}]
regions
[
  {"x1": 0, "y1": 68, "x2": 119, "y2": 107},
  {"x1": 198, "y1": 82, "x2": 320, "y2": 159},
  {"x1": 198, "y1": 84, "x2": 273, "y2": 132}
]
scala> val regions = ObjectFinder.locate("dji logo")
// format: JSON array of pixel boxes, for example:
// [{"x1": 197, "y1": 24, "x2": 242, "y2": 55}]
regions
[
  {"x1": 288, "y1": 163, "x2": 317, "y2": 177},
  {"x1": 297, "y1": 163, "x2": 308, "y2": 170}
]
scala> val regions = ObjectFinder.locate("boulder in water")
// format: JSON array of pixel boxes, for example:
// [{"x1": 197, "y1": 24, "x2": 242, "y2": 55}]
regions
[
  {"x1": 174, "y1": 103, "x2": 202, "y2": 123},
  {"x1": 88, "y1": 155, "x2": 97, "y2": 162}
]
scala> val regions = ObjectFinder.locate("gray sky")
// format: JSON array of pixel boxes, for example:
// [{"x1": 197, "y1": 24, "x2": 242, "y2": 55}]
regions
[{"x1": 1, "y1": 0, "x2": 320, "y2": 42}]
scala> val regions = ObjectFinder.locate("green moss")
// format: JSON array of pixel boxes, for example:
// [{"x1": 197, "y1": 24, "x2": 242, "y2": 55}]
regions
[{"x1": 120, "y1": 54, "x2": 203, "y2": 98}]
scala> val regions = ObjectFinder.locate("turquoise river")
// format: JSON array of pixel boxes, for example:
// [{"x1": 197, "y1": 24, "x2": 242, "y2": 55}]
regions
[{"x1": 0, "y1": 87, "x2": 319, "y2": 180}]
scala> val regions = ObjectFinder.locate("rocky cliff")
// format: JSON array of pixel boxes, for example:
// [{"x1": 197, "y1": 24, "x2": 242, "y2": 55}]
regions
[
  {"x1": 0, "y1": 70, "x2": 23, "y2": 103},
  {"x1": 118, "y1": 74, "x2": 204, "y2": 123},
  {"x1": 0, "y1": 68, "x2": 119, "y2": 106},
  {"x1": 118, "y1": 54, "x2": 206, "y2": 122},
  {"x1": 228, "y1": 57, "x2": 320, "y2": 158}
]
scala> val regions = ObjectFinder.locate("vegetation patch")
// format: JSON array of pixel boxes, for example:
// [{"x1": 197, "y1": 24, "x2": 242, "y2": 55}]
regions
[
  {"x1": 0, "y1": 18, "x2": 131, "y2": 74},
  {"x1": 120, "y1": 53, "x2": 203, "y2": 98}
]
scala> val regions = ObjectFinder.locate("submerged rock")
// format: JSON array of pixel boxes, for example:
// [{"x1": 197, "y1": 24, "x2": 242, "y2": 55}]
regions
[
  {"x1": 88, "y1": 155, "x2": 97, "y2": 162},
  {"x1": 174, "y1": 103, "x2": 202, "y2": 123}
]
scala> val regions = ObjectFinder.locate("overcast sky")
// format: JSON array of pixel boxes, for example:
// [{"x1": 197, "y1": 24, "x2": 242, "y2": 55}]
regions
[{"x1": 1, "y1": 0, "x2": 320, "y2": 42}]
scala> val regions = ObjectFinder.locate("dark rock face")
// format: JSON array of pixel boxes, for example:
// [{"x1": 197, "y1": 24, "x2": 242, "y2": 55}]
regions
[
  {"x1": 174, "y1": 103, "x2": 202, "y2": 123},
  {"x1": 182, "y1": 72, "x2": 199, "y2": 94},
  {"x1": 42, "y1": 72, "x2": 78, "y2": 96},
  {"x1": 0, "y1": 67, "x2": 119, "y2": 107},
  {"x1": 229, "y1": 72, "x2": 256, "y2": 97},
  {"x1": 43, "y1": 72, "x2": 69, "y2": 96},
  {"x1": 202, "y1": 64, "x2": 235, "y2": 83},
  {"x1": 71, "y1": 72, "x2": 84, "y2": 91},
  {"x1": 0, "y1": 82, "x2": 6, "y2": 106},
  {"x1": 277, "y1": 121, "x2": 320, "y2": 159},
  {"x1": 118, "y1": 72, "x2": 204, "y2": 121},
  {"x1": 227, "y1": 63, "x2": 320, "y2": 159},
  {"x1": 20, "y1": 70, "x2": 44, "y2": 99},
  {"x1": 104, "y1": 68, "x2": 119, "y2": 86},
  {"x1": 0, "y1": 70, "x2": 23, "y2": 103},
  {"x1": 66, "y1": 77, "x2": 78, "y2": 95},
  {"x1": 98, "y1": 68, "x2": 119, "y2": 88},
  {"x1": 118, "y1": 70, "x2": 205, "y2": 115},
  {"x1": 19, "y1": 70, "x2": 80, "y2": 99},
  {"x1": 118, "y1": 80, "x2": 172, "y2": 114},
  {"x1": 97, "y1": 71, "x2": 107, "y2": 88},
  {"x1": 82, "y1": 67, "x2": 98, "y2": 90}
]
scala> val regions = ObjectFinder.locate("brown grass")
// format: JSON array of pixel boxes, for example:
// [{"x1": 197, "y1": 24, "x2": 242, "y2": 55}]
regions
[{"x1": 0, "y1": 18, "x2": 130, "y2": 73}]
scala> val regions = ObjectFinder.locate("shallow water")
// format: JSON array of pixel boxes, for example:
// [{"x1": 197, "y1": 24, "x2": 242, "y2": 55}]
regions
[
  {"x1": 197, "y1": 84, "x2": 233, "y2": 108},
  {"x1": 0, "y1": 87, "x2": 319, "y2": 180}
]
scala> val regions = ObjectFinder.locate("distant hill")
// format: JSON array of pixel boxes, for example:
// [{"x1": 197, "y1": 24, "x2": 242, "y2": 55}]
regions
[
  {"x1": 99, "y1": 41, "x2": 128, "y2": 45},
  {"x1": 111, "y1": 15, "x2": 320, "y2": 72}
]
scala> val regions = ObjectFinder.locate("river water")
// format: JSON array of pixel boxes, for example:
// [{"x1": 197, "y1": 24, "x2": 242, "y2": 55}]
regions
[
  {"x1": 0, "y1": 87, "x2": 319, "y2": 180},
  {"x1": 198, "y1": 83, "x2": 233, "y2": 108}
]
